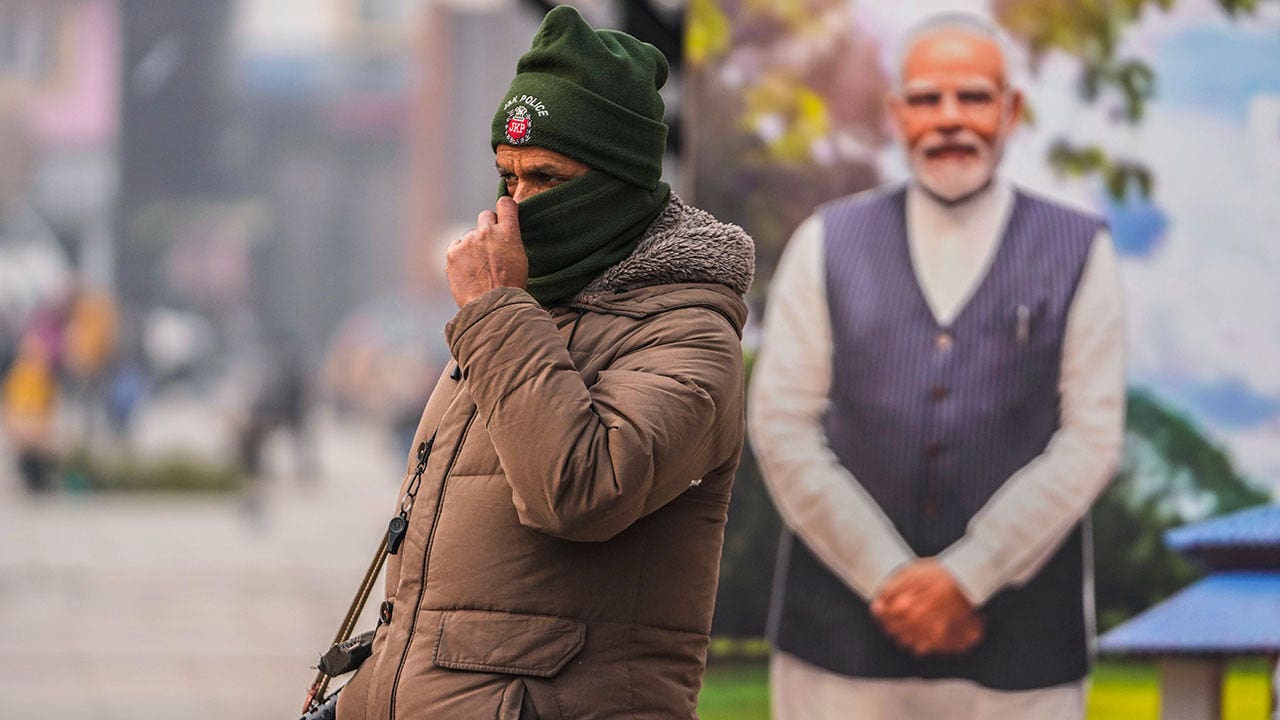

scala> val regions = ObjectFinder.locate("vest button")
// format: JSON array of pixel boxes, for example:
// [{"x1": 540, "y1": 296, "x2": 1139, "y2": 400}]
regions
[
  {"x1": 931, "y1": 385, "x2": 949, "y2": 401},
  {"x1": 925, "y1": 440, "x2": 943, "y2": 457},
  {"x1": 936, "y1": 332, "x2": 953, "y2": 351},
  {"x1": 450, "y1": 363, "x2": 462, "y2": 381}
]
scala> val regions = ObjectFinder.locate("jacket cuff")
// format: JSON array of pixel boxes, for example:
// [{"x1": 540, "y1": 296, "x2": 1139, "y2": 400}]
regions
[
  {"x1": 445, "y1": 287, "x2": 540, "y2": 362},
  {"x1": 937, "y1": 537, "x2": 1004, "y2": 607}
]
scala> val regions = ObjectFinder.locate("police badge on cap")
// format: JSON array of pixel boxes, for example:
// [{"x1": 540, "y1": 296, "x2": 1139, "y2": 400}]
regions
[{"x1": 505, "y1": 105, "x2": 532, "y2": 145}]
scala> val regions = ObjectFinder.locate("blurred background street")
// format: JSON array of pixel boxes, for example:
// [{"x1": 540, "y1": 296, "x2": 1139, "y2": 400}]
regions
[
  {"x1": 2, "y1": 0, "x2": 1279, "y2": 717},
  {"x1": 0, "y1": 395, "x2": 401, "y2": 720},
  {"x1": 0, "y1": 2, "x2": 684, "y2": 717}
]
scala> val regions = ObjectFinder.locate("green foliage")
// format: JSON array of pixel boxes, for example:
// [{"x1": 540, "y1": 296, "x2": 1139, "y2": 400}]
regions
[
  {"x1": 698, "y1": 663, "x2": 771, "y2": 720},
  {"x1": 1082, "y1": 59, "x2": 1156, "y2": 122},
  {"x1": 686, "y1": 1, "x2": 894, "y2": 289},
  {"x1": 1092, "y1": 389, "x2": 1270, "y2": 629},
  {"x1": 63, "y1": 447, "x2": 245, "y2": 493},
  {"x1": 1218, "y1": 0, "x2": 1262, "y2": 16},
  {"x1": 1049, "y1": 141, "x2": 1153, "y2": 200},
  {"x1": 996, "y1": 0, "x2": 1272, "y2": 201}
]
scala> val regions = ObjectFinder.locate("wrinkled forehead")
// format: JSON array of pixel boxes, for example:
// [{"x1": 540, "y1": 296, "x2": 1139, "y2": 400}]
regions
[
  {"x1": 900, "y1": 29, "x2": 1007, "y2": 89},
  {"x1": 495, "y1": 144, "x2": 591, "y2": 172}
]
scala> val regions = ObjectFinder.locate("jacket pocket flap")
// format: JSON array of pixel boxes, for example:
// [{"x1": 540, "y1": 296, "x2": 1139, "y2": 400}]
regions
[{"x1": 433, "y1": 610, "x2": 586, "y2": 678}]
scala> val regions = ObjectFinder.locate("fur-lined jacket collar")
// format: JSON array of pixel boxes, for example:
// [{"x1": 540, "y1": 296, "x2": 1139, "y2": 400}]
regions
[{"x1": 575, "y1": 193, "x2": 754, "y2": 300}]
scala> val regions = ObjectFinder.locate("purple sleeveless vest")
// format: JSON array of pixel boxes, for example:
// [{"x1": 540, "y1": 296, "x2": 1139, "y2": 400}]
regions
[{"x1": 768, "y1": 185, "x2": 1104, "y2": 690}]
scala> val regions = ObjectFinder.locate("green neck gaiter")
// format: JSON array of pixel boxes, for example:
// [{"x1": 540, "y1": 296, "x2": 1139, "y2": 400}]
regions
[{"x1": 510, "y1": 171, "x2": 671, "y2": 305}]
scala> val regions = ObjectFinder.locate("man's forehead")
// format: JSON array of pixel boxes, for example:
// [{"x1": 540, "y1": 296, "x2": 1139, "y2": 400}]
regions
[
  {"x1": 495, "y1": 145, "x2": 588, "y2": 170},
  {"x1": 901, "y1": 29, "x2": 1006, "y2": 86},
  {"x1": 902, "y1": 75, "x2": 1000, "y2": 93}
]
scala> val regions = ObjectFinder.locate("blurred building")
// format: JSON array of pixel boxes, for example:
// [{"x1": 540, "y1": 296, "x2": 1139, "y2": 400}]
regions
[
  {"x1": 1100, "y1": 504, "x2": 1280, "y2": 719},
  {"x1": 1, "y1": 0, "x2": 119, "y2": 270},
  {"x1": 4, "y1": 0, "x2": 683, "y2": 384},
  {"x1": 0, "y1": 0, "x2": 118, "y2": 352},
  {"x1": 231, "y1": 0, "x2": 420, "y2": 355},
  {"x1": 232, "y1": 0, "x2": 680, "y2": 364}
]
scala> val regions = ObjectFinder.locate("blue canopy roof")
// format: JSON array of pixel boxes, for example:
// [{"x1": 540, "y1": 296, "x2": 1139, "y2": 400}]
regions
[
  {"x1": 1166, "y1": 504, "x2": 1280, "y2": 553},
  {"x1": 1099, "y1": 571, "x2": 1280, "y2": 656}
]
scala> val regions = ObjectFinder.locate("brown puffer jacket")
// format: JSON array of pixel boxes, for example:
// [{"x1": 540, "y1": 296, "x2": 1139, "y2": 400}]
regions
[{"x1": 336, "y1": 194, "x2": 754, "y2": 720}]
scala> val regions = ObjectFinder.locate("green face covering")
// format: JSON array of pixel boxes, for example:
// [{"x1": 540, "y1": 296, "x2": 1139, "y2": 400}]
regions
[{"x1": 508, "y1": 171, "x2": 670, "y2": 305}]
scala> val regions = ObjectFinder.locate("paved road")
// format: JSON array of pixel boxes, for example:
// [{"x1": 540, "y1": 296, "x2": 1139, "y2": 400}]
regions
[{"x1": 0, "y1": 399, "x2": 408, "y2": 720}]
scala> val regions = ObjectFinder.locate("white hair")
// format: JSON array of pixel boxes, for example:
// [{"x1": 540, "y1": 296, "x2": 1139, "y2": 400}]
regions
[{"x1": 892, "y1": 11, "x2": 1016, "y2": 89}]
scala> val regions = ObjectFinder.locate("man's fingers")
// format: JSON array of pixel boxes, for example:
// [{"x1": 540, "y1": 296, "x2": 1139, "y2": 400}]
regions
[
  {"x1": 871, "y1": 587, "x2": 894, "y2": 615},
  {"x1": 882, "y1": 589, "x2": 919, "y2": 618},
  {"x1": 905, "y1": 625, "x2": 945, "y2": 657},
  {"x1": 477, "y1": 209, "x2": 498, "y2": 228},
  {"x1": 495, "y1": 195, "x2": 519, "y2": 227},
  {"x1": 446, "y1": 231, "x2": 471, "y2": 260},
  {"x1": 881, "y1": 606, "x2": 929, "y2": 641}
]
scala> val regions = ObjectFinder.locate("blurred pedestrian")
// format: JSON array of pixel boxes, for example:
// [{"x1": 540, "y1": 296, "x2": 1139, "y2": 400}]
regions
[
  {"x1": 3, "y1": 334, "x2": 59, "y2": 492},
  {"x1": 329, "y1": 7, "x2": 753, "y2": 720},
  {"x1": 106, "y1": 360, "x2": 148, "y2": 439},
  {"x1": 63, "y1": 285, "x2": 119, "y2": 441},
  {"x1": 239, "y1": 332, "x2": 313, "y2": 483},
  {"x1": 751, "y1": 13, "x2": 1125, "y2": 720}
]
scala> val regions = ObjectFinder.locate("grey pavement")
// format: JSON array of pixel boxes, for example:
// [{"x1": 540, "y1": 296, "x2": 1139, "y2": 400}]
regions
[{"x1": 0, "y1": 397, "x2": 409, "y2": 720}]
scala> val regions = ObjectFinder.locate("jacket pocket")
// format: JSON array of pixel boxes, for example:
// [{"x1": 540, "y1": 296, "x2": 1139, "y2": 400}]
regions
[
  {"x1": 985, "y1": 296, "x2": 1049, "y2": 338},
  {"x1": 432, "y1": 609, "x2": 586, "y2": 678}
]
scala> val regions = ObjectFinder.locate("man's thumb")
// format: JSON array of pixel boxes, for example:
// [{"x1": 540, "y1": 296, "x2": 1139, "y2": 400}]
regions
[{"x1": 495, "y1": 196, "x2": 519, "y2": 228}]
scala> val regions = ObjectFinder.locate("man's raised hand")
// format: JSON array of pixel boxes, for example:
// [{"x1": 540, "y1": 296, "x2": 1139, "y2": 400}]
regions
[{"x1": 445, "y1": 196, "x2": 528, "y2": 308}]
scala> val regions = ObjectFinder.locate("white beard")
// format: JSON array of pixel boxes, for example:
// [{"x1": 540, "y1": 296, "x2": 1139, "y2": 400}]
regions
[{"x1": 908, "y1": 123, "x2": 1009, "y2": 204}]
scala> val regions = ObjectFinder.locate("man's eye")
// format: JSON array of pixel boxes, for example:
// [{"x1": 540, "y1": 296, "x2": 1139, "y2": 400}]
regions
[
  {"x1": 906, "y1": 93, "x2": 940, "y2": 107},
  {"x1": 958, "y1": 91, "x2": 994, "y2": 104},
  {"x1": 530, "y1": 172, "x2": 568, "y2": 185}
]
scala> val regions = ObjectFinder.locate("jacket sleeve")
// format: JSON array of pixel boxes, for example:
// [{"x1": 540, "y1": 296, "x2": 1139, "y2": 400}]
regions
[{"x1": 445, "y1": 286, "x2": 744, "y2": 543}]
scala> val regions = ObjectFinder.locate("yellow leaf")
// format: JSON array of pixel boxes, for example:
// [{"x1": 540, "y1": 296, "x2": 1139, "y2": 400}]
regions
[{"x1": 688, "y1": 0, "x2": 732, "y2": 67}]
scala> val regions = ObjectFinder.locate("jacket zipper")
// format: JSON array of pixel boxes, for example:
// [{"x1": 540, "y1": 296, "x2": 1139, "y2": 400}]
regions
[{"x1": 388, "y1": 408, "x2": 477, "y2": 719}]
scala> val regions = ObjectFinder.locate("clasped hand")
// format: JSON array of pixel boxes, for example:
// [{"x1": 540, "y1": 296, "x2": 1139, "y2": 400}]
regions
[
  {"x1": 445, "y1": 197, "x2": 528, "y2": 308},
  {"x1": 870, "y1": 559, "x2": 984, "y2": 657}
]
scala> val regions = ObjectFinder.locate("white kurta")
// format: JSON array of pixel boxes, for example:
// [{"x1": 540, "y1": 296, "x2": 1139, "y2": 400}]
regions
[{"x1": 749, "y1": 180, "x2": 1126, "y2": 719}]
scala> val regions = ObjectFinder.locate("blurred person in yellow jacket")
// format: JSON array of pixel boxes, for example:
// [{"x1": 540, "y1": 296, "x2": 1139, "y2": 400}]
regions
[
  {"x1": 65, "y1": 288, "x2": 118, "y2": 382},
  {"x1": 3, "y1": 334, "x2": 59, "y2": 492},
  {"x1": 64, "y1": 287, "x2": 119, "y2": 441}
]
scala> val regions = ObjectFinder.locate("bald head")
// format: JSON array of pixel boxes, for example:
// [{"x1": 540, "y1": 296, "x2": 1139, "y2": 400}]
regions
[
  {"x1": 888, "y1": 17, "x2": 1022, "y2": 203},
  {"x1": 902, "y1": 29, "x2": 1007, "y2": 91},
  {"x1": 901, "y1": 23, "x2": 1008, "y2": 92},
  {"x1": 894, "y1": 13, "x2": 1008, "y2": 85}
]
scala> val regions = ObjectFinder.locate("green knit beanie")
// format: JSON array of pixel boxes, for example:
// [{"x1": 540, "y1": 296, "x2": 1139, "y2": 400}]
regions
[{"x1": 491, "y1": 5, "x2": 669, "y2": 190}]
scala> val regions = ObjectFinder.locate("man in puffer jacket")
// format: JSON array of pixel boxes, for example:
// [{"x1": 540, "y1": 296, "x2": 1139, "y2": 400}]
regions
[{"x1": 336, "y1": 6, "x2": 754, "y2": 719}]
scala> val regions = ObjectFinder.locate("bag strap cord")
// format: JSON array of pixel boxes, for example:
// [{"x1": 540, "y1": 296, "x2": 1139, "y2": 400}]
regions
[{"x1": 300, "y1": 429, "x2": 439, "y2": 716}]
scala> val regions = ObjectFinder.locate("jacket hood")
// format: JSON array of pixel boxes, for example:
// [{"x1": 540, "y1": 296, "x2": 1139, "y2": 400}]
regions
[{"x1": 567, "y1": 193, "x2": 754, "y2": 331}]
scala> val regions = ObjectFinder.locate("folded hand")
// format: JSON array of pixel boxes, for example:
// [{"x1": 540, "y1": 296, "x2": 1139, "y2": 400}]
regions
[{"x1": 870, "y1": 559, "x2": 984, "y2": 656}]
